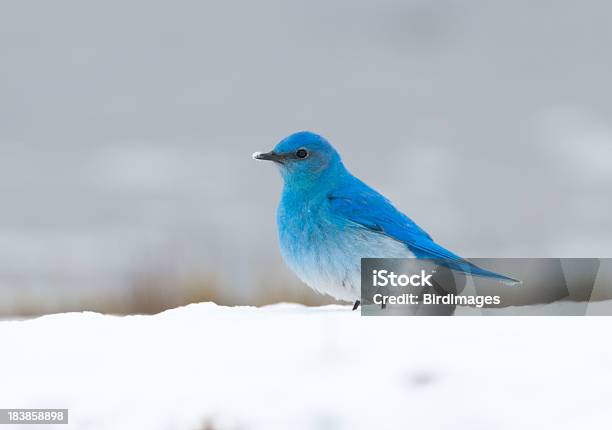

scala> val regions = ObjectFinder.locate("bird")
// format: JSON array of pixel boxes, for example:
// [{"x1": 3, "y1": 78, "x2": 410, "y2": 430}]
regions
[{"x1": 253, "y1": 131, "x2": 517, "y2": 310}]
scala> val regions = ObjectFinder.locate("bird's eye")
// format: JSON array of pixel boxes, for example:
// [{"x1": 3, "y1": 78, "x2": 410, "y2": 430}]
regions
[{"x1": 296, "y1": 148, "x2": 308, "y2": 159}]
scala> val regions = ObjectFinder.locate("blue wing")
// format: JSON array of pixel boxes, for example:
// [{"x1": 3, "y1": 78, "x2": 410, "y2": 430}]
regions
[{"x1": 328, "y1": 180, "x2": 518, "y2": 284}]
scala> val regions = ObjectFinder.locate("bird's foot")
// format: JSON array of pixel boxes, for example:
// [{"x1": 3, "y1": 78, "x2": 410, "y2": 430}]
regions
[{"x1": 352, "y1": 300, "x2": 361, "y2": 311}]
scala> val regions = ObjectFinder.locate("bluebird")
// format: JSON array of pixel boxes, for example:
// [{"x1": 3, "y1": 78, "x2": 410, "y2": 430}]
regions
[{"x1": 253, "y1": 131, "x2": 516, "y2": 309}]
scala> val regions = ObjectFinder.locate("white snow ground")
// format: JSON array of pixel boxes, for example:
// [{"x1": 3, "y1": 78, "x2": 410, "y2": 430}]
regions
[{"x1": 1, "y1": 303, "x2": 611, "y2": 430}]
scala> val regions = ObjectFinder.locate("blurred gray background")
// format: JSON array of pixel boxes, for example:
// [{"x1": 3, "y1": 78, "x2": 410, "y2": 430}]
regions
[{"x1": 1, "y1": 0, "x2": 611, "y2": 316}]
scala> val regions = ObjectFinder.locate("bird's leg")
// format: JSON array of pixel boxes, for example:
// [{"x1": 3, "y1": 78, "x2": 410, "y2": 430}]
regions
[{"x1": 352, "y1": 300, "x2": 360, "y2": 311}]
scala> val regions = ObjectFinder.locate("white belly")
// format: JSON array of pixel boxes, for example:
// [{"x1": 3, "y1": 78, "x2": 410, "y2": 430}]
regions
[{"x1": 280, "y1": 226, "x2": 414, "y2": 302}]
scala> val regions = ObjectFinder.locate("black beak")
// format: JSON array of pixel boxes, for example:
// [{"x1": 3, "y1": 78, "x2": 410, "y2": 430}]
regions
[{"x1": 252, "y1": 151, "x2": 284, "y2": 163}]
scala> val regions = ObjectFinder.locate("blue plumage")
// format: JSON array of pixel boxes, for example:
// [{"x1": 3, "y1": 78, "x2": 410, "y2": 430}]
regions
[{"x1": 254, "y1": 131, "x2": 516, "y2": 302}]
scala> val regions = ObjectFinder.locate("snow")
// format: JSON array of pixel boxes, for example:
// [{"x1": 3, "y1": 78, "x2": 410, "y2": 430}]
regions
[{"x1": 1, "y1": 303, "x2": 611, "y2": 430}]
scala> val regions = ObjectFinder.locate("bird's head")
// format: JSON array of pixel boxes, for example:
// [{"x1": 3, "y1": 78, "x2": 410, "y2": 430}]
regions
[{"x1": 253, "y1": 131, "x2": 345, "y2": 187}]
